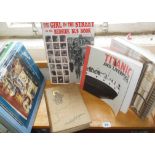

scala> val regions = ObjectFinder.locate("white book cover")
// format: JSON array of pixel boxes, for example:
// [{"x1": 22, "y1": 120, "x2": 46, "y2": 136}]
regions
[
  {"x1": 80, "y1": 46, "x2": 143, "y2": 115},
  {"x1": 110, "y1": 37, "x2": 155, "y2": 113},
  {"x1": 110, "y1": 37, "x2": 155, "y2": 63},
  {"x1": 42, "y1": 22, "x2": 94, "y2": 84}
]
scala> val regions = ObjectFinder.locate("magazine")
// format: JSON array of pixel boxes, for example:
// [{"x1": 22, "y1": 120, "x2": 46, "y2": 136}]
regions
[
  {"x1": 80, "y1": 46, "x2": 143, "y2": 115},
  {"x1": 42, "y1": 22, "x2": 94, "y2": 84},
  {"x1": 0, "y1": 42, "x2": 45, "y2": 132}
]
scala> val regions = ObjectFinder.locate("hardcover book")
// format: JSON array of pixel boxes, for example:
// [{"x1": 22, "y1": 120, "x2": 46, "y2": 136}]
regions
[
  {"x1": 110, "y1": 38, "x2": 155, "y2": 118},
  {"x1": 80, "y1": 46, "x2": 143, "y2": 115},
  {"x1": 42, "y1": 22, "x2": 94, "y2": 84},
  {"x1": 44, "y1": 85, "x2": 91, "y2": 132},
  {"x1": 0, "y1": 123, "x2": 9, "y2": 133},
  {"x1": 0, "y1": 42, "x2": 45, "y2": 132}
]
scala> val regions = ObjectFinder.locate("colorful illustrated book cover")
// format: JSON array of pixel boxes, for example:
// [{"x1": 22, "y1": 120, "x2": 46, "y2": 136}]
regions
[
  {"x1": 80, "y1": 46, "x2": 143, "y2": 115},
  {"x1": 42, "y1": 22, "x2": 94, "y2": 84},
  {"x1": 0, "y1": 42, "x2": 45, "y2": 132}
]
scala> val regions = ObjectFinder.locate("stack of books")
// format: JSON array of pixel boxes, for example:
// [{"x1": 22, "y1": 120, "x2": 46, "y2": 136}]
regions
[
  {"x1": 1, "y1": 25, "x2": 154, "y2": 132},
  {"x1": 42, "y1": 23, "x2": 155, "y2": 132},
  {"x1": 110, "y1": 38, "x2": 155, "y2": 118}
]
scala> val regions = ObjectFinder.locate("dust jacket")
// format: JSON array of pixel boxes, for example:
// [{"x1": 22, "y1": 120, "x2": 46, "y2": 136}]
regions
[
  {"x1": 80, "y1": 45, "x2": 143, "y2": 115},
  {"x1": 110, "y1": 38, "x2": 155, "y2": 118},
  {"x1": 0, "y1": 42, "x2": 45, "y2": 132},
  {"x1": 42, "y1": 22, "x2": 94, "y2": 84}
]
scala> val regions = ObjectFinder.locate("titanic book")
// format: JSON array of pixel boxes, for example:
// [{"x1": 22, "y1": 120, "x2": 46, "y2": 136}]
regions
[{"x1": 80, "y1": 45, "x2": 143, "y2": 115}]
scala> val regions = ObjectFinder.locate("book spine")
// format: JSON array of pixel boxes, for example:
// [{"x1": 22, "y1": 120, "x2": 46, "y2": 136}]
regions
[
  {"x1": 0, "y1": 109, "x2": 18, "y2": 132},
  {"x1": 139, "y1": 84, "x2": 155, "y2": 118},
  {"x1": 130, "y1": 62, "x2": 148, "y2": 106},
  {"x1": 0, "y1": 123, "x2": 9, "y2": 133},
  {"x1": 131, "y1": 63, "x2": 155, "y2": 113},
  {"x1": 80, "y1": 46, "x2": 91, "y2": 89},
  {"x1": 153, "y1": 109, "x2": 155, "y2": 123}
]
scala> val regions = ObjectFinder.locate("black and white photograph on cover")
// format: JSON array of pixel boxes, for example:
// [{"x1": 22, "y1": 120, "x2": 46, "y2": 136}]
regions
[
  {"x1": 57, "y1": 70, "x2": 63, "y2": 75},
  {"x1": 50, "y1": 64, "x2": 55, "y2": 70},
  {"x1": 53, "y1": 43, "x2": 60, "y2": 49},
  {"x1": 67, "y1": 35, "x2": 94, "y2": 81},
  {"x1": 45, "y1": 36, "x2": 52, "y2": 42},
  {"x1": 52, "y1": 35, "x2": 59, "y2": 42},
  {"x1": 58, "y1": 76, "x2": 63, "y2": 83},
  {"x1": 46, "y1": 43, "x2": 53, "y2": 49},
  {"x1": 52, "y1": 77, "x2": 57, "y2": 83},
  {"x1": 48, "y1": 50, "x2": 53, "y2": 56},
  {"x1": 63, "y1": 64, "x2": 68, "y2": 69},
  {"x1": 51, "y1": 70, "x2": 56, "y2": 76},
  {"x1": 63, "y1": 70, "x2": 69, "y2": 75},
  {"x1": 60, "y1": 35, "x2": 66, "y2": 42},
  {"x1": 48, "y1": 57, "x2": 55, "y2": 63},
  {"x1": 56, "y1": 64, "x2": 62, "y2": 69},
  {"x1": 64, "y1": 76, "x2": 69, "y2": 83},
  {"x1": 62, "y1": 57, "x2": 68, "y2": 63},
  {"x1": 60, "y1": 43, "x2": 67, "y2": 49},
  {"x1": 61, "y1": 50, "x2": 67, "y2": 56},
  {"x1": 55, "y1": 57, "x2": 61, "y2": 63},
  {"x1": 54, "y1": 50, "x2": 60, "y2": 56}
]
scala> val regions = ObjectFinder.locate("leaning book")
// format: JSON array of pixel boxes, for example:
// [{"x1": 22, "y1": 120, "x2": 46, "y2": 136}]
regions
[
  {"x1": 0, "y1": 42, "x2": 45, "y2": 132},
  {"x1": 80, "y1": 45, "x2": 143, "y2": 115},
  {"x1": 110, "y1": 38, "x2": 155, "y2": 118},
  {"x1": 42, "y1": 22, "x2": 94, "y2": 84},
  {"x1": 44, "y1": 84, "x2": 91, "y2": 132}
]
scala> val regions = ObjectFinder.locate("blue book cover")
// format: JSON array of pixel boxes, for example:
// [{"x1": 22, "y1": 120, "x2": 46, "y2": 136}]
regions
[{"x1": 0, "y1": 42, "x2": 45, "y2": 132}]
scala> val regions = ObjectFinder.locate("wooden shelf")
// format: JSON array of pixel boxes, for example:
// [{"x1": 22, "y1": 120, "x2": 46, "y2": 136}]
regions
[
  {"x1": 34, "y1": 94, "x2": 49, "y2": 129},
  {"x1": 33, "y1": 81, "x2": 155, "y2": 131}
]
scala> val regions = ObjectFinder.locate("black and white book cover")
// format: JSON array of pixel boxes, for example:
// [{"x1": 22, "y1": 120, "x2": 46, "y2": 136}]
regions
[
  {"x1": 42, "y1": 22, "x2": 94, "y2": 84},
  {"x1": 80, "y1": 46, "x2": 143, "y2": 115}
]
